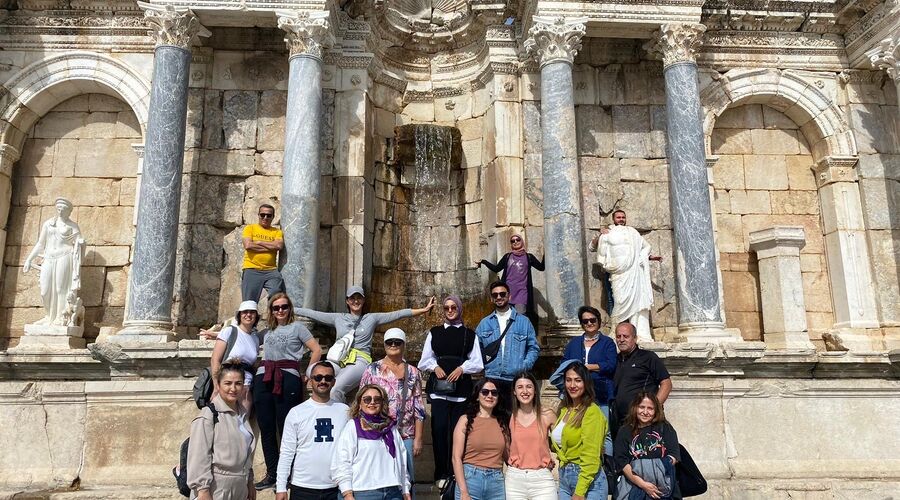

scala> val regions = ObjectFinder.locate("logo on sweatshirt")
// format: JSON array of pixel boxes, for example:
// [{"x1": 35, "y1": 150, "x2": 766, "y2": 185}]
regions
[{"x1": 315, "y1": 418, "x2": 335, "y2": 442}]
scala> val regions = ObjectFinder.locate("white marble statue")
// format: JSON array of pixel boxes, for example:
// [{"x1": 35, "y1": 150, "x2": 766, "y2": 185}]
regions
[
  {"x1": 23, "y1": 198, "x2": 85, "y2": 327},
  {"x1": 589, "y1": 210, "x2": 661, "y2": 341}
]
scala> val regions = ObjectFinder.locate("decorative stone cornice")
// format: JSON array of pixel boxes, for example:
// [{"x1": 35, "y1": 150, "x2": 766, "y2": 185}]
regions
[
  {"x1": 0, "y1": 144, "x2": 21, "y2": 178},
  {"x1": 645, "y1": 23, "x2": 706, "y2": 68},
  {"x1": 276, "y1": 10, "x2": 333, "y2": 61},
  {"x1": 749, "y1": 226, "x2": 806, "y2": 259},
  {"x1": 523, "y1": 16, "x2": 587, "y2": 68},
  {"x1": 137, "y1": 1, "x2": 208, "y2": 50},
  {"x1": 867, "y1": 34, "x2": 900, "y2": 83},
  {"x1": 813, "y1": 155, "x2": 859, "y2": 188}
]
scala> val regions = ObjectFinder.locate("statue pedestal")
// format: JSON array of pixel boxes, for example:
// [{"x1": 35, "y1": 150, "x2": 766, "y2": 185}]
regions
[{"x1": 12, "y1": 324, "x2": 87, "y2": 350}]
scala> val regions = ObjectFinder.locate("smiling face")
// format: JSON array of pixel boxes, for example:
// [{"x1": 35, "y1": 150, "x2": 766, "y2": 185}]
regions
[
  {"x1": 514, "y1": 377, "x2": 535, "y2": 407},
  {"x1": 238, "y1": 309, "x2": 258, "y2": 329},
  {"x1": 636, "y1": 397, "x2": 656, "y2": 427},
  {"x1": 490, "y1": 285, "x2": 509, "y2": 309},
  {"x1": 360, "y1": 387, "x2": 384, "y2": 416},
  {"x1": 479, "y1": 381, "x2": 499, "y2": 411},
  {"x1": 270, "y1": 297, "x2": 291, "y2": 325},
  {"x1": 218, "y1": 370, "x2": 244, "y2": 407},
  {"x1": 346, "y1": 293, "x2": 365, "y2": 315},
  {"x1": 580, "y1": 311, "x2": 600, "y2": 335},
  {"x1": 258, "y1": 206, "x2": 275, "y2": 229},
  {"x1": 613, "y1": 210, "x2": 627, "y2": 226},
  {"x1": 443, "y1": 298, "x2": 460, "y2": 323},
  {"x1": 565, "y1": 368, "x2": 585, "y2": 400},
  {"x1": 509, "y1": 234, "x2": 524, "y2": 252},
  {"x1": 310, "y1": 363, "x2": 336, "y2": 400}
]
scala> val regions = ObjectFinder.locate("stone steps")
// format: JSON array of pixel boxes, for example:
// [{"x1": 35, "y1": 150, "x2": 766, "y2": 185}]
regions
[{"x1": 0, "y1": 484, "x2": 443, "y2": 500}]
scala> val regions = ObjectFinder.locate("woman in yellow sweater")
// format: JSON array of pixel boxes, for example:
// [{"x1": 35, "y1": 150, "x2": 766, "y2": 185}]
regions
[{"x1": 551, "y1": 362, "x2": 609, "y2": 500}]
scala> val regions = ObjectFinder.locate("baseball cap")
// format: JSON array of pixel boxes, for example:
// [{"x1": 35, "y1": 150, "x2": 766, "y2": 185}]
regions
[
  {"x1": 346, "y1": 285, "x2": 366, "y2": 298},
  {"x1": 384, "y1": 328, "x2": 406, "y2": 343}
]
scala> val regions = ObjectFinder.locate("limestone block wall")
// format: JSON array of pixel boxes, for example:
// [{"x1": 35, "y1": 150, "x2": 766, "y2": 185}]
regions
[
  {"x1": 710, "y1": 104, "x2": 832, "y2": 345},
  {"x1": 0, "y1": 94, "x2": 140, "y2": 346}
]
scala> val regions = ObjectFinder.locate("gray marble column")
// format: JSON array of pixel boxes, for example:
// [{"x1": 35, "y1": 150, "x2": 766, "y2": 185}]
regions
[
  {"x1": 647, "y1": 24, "x2": 739, "y2": 342},
  {"x1": 114, "y1": 3, "x2": 207, "y2": 342},
  {"x1": 277, "y1": 11, "x2": 332, "y2": 308},
  {"x1": 525, "y1": 17, "x2": 588, "y2": 336}
]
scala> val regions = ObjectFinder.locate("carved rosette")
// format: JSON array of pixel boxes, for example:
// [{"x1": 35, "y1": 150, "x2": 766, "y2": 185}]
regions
[
  {"x1": 867, "y1": 35, "x2": 900, "y2": 83},
  {"x1": 524, "y1": 16, "x2": 587, "y2": 68},
  {"x1": 277, "y1": 11, "x2": 333, "y2": 61},
  {"x1": 137, "y1": 1, "x2": 207, "y2": 50},
  {"x1": 645, "y1": 23, "x2": 706, "y2": 68}
]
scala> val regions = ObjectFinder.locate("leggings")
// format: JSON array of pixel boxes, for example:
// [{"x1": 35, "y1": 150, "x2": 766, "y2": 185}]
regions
[{"x1": 332, "y1": 357, "x2": 369, "y2": 404}]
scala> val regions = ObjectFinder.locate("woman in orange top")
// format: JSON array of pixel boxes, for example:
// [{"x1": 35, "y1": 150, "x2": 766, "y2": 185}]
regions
[
  {"x1": 506, "y1": 372, "x2": 557, "y2": 500},
  {"x1": 451, "y1": 379, "x2": 510, "y2": 500}
]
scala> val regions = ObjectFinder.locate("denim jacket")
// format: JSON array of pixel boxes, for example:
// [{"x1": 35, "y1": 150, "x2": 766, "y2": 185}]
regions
[{"x1": 474, "y1": 308, "x2": 540, "y2": 381}]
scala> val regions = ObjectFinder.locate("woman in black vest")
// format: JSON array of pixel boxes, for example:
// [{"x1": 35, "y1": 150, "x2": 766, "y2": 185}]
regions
[{"x1": 417, "y1": 295, "x2": 484, "y2": 488}]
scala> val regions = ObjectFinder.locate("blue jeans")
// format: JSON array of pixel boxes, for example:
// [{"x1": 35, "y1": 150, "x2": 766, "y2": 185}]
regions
[
  {"x1": 456, "y1": 464, "x2": 504, "y2": 500},
  {"x1": 403, "y1": 438, "x2": 415, "y2": 482},
  {"x1": 558, "y1": 463, "x2": 608, "y2": 500},
  {"x1": 599, "y1": 404, "x2": 613, "y2": 457},
  {"x1": 354, "y1": 486, "x2": 402, "y2": 500}
]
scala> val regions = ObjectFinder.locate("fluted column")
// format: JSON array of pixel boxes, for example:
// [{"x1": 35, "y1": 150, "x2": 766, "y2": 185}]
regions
[
  {"x1": 276, "y1": 11, "x2": 332, "y2": 308},
  {"x1": 524, "y1": 16, "x2": 588, "y2": 337},
  {"x1": 114, "y1": 3, "x2": 207, "y2": 342},
  {"x1": 646, "y1": 24, "x2": 739, "y2": 342}
]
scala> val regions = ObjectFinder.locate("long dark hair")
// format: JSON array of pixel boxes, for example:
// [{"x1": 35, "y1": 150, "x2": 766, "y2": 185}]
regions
[
  {"x1": 559, "y1": 362, "x2": 596, "y2": 427},
  {"x1": 625, "y1": 391, "x2": 667, "y2": 436},
  {"x1": 463, "y1": 378, "x2": 511, "y2": 444}
]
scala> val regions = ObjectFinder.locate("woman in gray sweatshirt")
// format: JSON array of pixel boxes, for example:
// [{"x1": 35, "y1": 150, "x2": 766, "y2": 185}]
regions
[{"x1": 296, "y1": 285, "x2": 435, "y2": 403}]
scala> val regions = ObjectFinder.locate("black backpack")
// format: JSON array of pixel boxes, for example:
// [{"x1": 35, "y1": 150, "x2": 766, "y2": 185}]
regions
[
  {"x1": 192, "y1": 326, "x2": 239, "y2": 409},
  {"x1": 173, "y1": 404, "x2": 220, "y2": 497}
]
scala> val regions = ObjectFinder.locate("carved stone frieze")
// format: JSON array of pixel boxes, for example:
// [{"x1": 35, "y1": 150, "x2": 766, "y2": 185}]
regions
[
  {"x1": 645, "y1": 23, "x2": 706, "y2": 68},
  {"x1": 523, "y1": 16, "x2": 587, "y2": 68},
  {"x1": 867, "y1": 34, "x2": 900, "y2": 82},
  {"x1": 277, "y1": 10, "x2": 333, "y2": 61},
  {"x1": 0, "y1": 144, "x2": 21, "y2": 179},
  {"x1": 813, "y1": 156, "x2": 860, "y2": 188},
  {"x1": 137, "y1": 1, "x2": 208, "y2": 50}
]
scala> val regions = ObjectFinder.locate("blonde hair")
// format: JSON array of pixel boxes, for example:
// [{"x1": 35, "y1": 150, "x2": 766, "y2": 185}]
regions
[{"x1": 349, "y1": 384, "x2": 391, "y2": 419}]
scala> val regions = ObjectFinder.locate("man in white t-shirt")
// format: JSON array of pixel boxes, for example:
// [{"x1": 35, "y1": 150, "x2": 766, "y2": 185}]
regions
[{"x1": 276, "y1": 361, "x2": 349, "y2": 500}]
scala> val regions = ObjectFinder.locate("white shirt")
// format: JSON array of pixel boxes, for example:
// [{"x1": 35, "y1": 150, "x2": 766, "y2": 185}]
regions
[
  {"x1": 551, "y1": 421, "x2": 565, "y2": 447},
  {"x1": 217, "y1": 326, "x2": 260, "y2": 385},
  {"x1": 276, "y1": 399, "x2": 351, "y2": 492},
  {"x1": 418, "y1": 328, "x2": 484, "y2": 402},
  {"x1": 332, "y1": 421, "x2": 410, "y2": 494},
  {"x1": 496, "y1": 308, "x2": 512, "y2": 353}
]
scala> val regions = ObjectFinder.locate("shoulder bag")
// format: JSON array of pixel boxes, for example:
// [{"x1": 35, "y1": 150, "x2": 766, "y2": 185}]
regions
[
  {"x1": 429, "y1": 329, "x2": 469, "y2": 395},
  {"x1": 480, "y1": 318, "x2": 514, "y2": 365},
  {"x1": 676, "y1": 443, "x2": 707, "y2": 497},
  {"x1": 327, "y1": 315, "x2": 363, "y2": 366},
  {"x1": 192, "y1": 326, "x2": 239, "y2": 409}
]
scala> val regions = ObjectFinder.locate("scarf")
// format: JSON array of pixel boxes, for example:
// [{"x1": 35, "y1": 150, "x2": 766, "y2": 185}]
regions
[
  {"x1": 355, "y1": 414, "x2": 397, "y2": 458},
  {"x1": 444, "y1": 295, "x2": 464, "y2": 327},
  {"x1": 511, "y1": 235, "x2": 527, "y2": 256}
]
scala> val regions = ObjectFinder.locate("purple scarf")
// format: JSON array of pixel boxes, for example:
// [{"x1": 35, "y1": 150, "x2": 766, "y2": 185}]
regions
[
  {"x1": 445, "y1": 295, "x2": 464, "y2": 327},
  {"x1": 355, "y1": 414, "x2": 397, "y2": 458}
]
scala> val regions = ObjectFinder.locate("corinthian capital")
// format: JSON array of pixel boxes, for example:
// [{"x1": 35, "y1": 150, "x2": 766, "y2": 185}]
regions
[
  {"x1": 277, "y1": 10, "x2": 333, "y2": 61},
  {"x1": 867, "y1": 35, "x2": 900, "y2": 83},
  {"x1": 524, "y1": 16, "x2": 587, "y2": 68},
  {"x1": 0, "y1": 144, "x2": 20, "y2": 178},
  {"x1": 137, "y1": 1, "x2": 209, "y2": 49},
  {"x1": 645, "y1": 23, "x2": 706, "y2": 68}
]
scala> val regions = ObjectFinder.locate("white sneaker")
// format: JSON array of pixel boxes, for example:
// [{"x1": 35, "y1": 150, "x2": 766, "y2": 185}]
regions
[{"x1": 435, "y1": 479, "x2": 448, "y2": 489}]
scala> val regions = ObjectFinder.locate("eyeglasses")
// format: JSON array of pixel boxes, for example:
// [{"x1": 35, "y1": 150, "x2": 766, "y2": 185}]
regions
[
  {"x1": 490, "y1": 292, "x2": 508, "y2": 299},
  {"x1": 259, "y1": 213, "x2": 274, "y2": 219},
  {"x1": 580, "y1": 317, "x2": 598, "y2": 325},
  {"x1": 480, "y1": 389, "x2": 499, "y2": 397},
  {"x1": 271, "y1": 304, "x2": 291, "y2": 312},
  {"x1": 312, "y1": 374, "x2": 335, "y2": 382},
  {"x1": 361, "y1": 396, "x2": 383, "y2": 405},
  {"x1": 443, "y1": 305, "x2": 458, "y2": 311},
  {"x1": 385, "y1": 339, "x2": 404, "y2": 347}
]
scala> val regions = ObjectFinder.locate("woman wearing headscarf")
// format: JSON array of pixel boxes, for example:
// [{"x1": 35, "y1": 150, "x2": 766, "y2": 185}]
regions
[
  {"x1": 475, "y1": 233, "x2": 544, "y2": 328},
  {"x1": 417, "y1": 295, "x2": 484, "y2": 488}
]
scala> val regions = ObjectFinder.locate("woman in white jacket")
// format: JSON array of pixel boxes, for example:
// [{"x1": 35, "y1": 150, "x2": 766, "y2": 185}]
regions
[{"x1": 332, "y1": 384, "x2": 410, "y2": 500}]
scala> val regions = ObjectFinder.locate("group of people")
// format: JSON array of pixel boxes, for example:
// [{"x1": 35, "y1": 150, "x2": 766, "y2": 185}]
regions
[{"x1": 184, "y1": 205, "x2": 680, "y2": 500}]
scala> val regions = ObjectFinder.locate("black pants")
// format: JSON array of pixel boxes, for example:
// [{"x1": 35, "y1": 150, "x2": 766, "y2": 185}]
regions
[
  {"x1": 290, "y1": 485, "x2": 340, "y2": 500},
  {"x1": 429, "y1": 397, "x2": 467, "y2": 481},
  {"x1": 253, "y1": 370, "x2": 304, "y2": 478}
]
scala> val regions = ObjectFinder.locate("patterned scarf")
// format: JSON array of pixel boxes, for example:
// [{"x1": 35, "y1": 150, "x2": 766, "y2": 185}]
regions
[{"x1": 355, "y1": 414, "x2": 397, "y2": 458}]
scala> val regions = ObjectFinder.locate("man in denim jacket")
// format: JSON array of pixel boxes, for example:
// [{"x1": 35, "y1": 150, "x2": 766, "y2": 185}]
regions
[{"x1": 475, "y1": 280, "x2": 541, "y2": 411}]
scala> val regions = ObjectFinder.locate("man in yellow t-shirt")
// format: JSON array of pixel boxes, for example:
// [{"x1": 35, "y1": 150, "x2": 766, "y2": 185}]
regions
[{"x1": 241, "y1": 204, "x2": 285, "y2": 301}]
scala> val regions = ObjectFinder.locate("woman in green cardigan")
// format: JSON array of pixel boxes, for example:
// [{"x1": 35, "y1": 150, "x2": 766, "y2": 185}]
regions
[{"x1": 551, "y1": 362, "x2": 609, "y2": 500}]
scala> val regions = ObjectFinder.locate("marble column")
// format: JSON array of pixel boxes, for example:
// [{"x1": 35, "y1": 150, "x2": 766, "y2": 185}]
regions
[
  {"x1": 647, "y1": 24, "x2": 739, "y2": 342},
  {"x1": 113, "y1": 3, "x2": 207, "y2": 342},
  {"x1": 749, "y1": 226, "x2": 814, "y2": 351},
  {"x1": 524, "y1": 16, "x2": 588, "y2": 336},
  {"x1": 276, "y1": 11, "x2": 332, "y2": 308}
]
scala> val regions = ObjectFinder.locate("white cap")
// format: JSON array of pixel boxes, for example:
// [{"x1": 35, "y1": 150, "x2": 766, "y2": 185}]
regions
[
  {"x1": 384, "y1": 328, "x2": 406, "y2": 343},
  {"x1": 237, "y1": 300, "x2": 258, "y2": 313}
]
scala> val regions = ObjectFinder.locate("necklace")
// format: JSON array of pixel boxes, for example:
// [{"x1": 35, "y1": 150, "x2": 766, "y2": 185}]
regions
[{"x1": 583, "y1": 333, "x2": 600, "y2": 342}]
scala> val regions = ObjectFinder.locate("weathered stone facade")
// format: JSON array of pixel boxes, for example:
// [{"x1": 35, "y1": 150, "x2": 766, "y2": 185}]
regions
[{"x1": 1, "y1": 0, "x2": 899, "y2": 497}]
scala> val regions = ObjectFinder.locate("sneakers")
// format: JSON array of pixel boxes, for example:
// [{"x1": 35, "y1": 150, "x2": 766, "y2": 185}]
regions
[
  {"x1": 435, "y1": 478, "x2": 448, "y2": 490},
  {"x1": 254, "y1": 475, "x2": 276, "y2": 491}
]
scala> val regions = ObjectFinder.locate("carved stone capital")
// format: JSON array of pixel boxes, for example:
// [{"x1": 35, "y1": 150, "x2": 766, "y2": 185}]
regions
[
  {"x1": 813, "y1": 155, "x2": 859, "y2": 188},
  {"x1": 523, "y1": 16, "x2": 587, "y2": 68},
  {"x1": 867, "y1": 34, "x2": 900, "y2": 83},
  {"x1": 137, "y1": 1, "x2": 209, "y2": 50},
  {"x1": 277, "y1": 10, "x2": 333, "y2": 61},
  {"x1": 645, "y1": 23, "x2": 706, "y2": 68},
  {"x1": 0, "y1": 144, "x2": 21, "y2": 178}
]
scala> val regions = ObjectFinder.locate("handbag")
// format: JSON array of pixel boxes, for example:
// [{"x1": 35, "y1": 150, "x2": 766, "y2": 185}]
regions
[
  {"x1": 428, "y1": 329, "x2": 470, "y2": 395},
  {"x1": 480, "y1": 318, "x2": 514, "y2": 365},
  {"x1": 327, "y1": 315, "x2": 363, "y2": 366},
  {"x1": 675, "y1": 444, "x2": 707, "y2": 497},
  {"x1": 441, "y1": 415, "x2": 471, "y2": 500}
]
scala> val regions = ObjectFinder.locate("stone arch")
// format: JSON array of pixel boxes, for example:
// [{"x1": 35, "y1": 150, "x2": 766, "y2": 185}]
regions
[{"x1": 700, "y1": 68, "x2": 856, "y2": 163}]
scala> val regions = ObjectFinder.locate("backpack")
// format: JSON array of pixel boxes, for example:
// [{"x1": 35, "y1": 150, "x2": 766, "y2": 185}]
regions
[
  {"x1": 173, "y1": 404, "x2": 220, "y2": 497},
  {"x1": 192, "y1": 326, "x2": 239, "y2": 409}
]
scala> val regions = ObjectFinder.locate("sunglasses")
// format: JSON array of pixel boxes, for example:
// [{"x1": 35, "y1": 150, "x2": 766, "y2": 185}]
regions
[
  {"x1": 580, "y1": 317, "x2": 598, "y2": 325},
  {"x1": 480, "y1": 389, "x2": 499, "y2": 397},
  {"x1": 385, "y1": 339, "x2": 404, "y2": 347},
  {"x1": 443, "y1": 305, "x2": 458, "y2": 311},
  {"x1": 510, "y1": 237, "x2": 522, "y2": 243},
  {"x1": 259, "y1": 213, "x2": 274, "y2": 219},
  {"x1": 271, "y1": 304, "x2": 291, "y2": 312},
  {"x1": 312, "y1": 374, "x2": 335, "y2": 382},
  {"x1": 490, "y1": 292, "x2": 508, "y2": 299},
  {"x1": 361, "y1": 396, "x2": 383, "y2": 405}
]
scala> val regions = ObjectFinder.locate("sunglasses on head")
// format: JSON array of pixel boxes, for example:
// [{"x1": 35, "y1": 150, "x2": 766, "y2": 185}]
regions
[
  {"x1": 385, "y1": 339, "x2": 404, "y2": 347},
  {"x1": 580, "y1": 317, "x2": 598, "y2": 325},
  {"x1": 490, "y1": 292, "x2": 508, "y2": 299},
  {"x1": 312, "y1": 374, "x2": 335, "y2": 382},
  {"x1": 480, "y1": 388, "x2": 499, "y2": 397},
  {"x1": 361, "y1": 395, "x2": 383, "y2": 405},
  {"x1": 259, "y1": 212, "x2": 274, "y2": 219},
  {"x1": 271, "y1": 304, "x2": 291, "y2": 312}
]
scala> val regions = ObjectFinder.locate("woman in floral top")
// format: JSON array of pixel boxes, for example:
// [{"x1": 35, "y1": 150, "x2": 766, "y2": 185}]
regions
[{"x1": 360, "y1": 327, "x2": 426, "y2": 481}]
